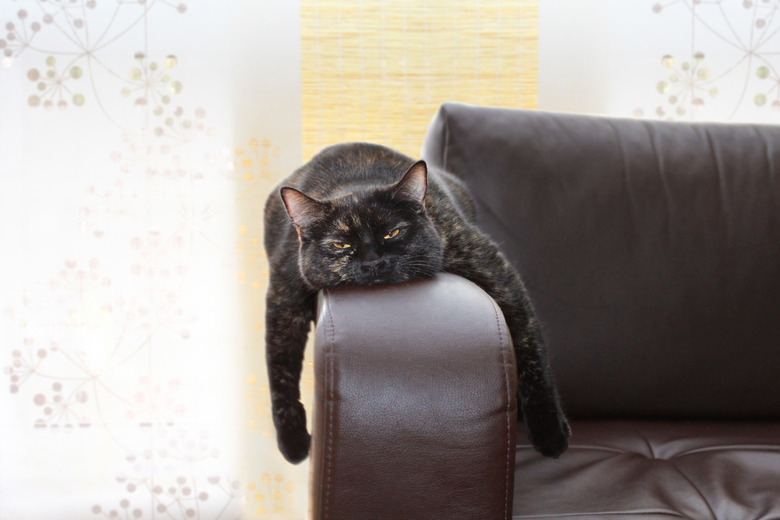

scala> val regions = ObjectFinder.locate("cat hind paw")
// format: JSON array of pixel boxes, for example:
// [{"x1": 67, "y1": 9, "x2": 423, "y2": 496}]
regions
[{"x1": 527, "y1": 413, "x2": 571, "y2": 459}]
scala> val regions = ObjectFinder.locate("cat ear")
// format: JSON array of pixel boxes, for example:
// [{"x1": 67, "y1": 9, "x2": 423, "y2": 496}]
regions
[
  {"x1": 393, "y1": 160, "x2": 428, "y2": 205},
  {"x1": 280, "y1": 187, "x2": 325, "y2": 228}
]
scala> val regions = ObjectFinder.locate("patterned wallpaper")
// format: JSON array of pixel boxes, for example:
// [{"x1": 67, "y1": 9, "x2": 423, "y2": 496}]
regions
[
  {"x1": 0, "y1": 1, "x2": 304, "y2": 518},
  {"x1": 638, "y1": 0, "x2": 780, "y2": 121},
  {"x1": 539, "y1": 0, "x2": 780, "y2": 124}
]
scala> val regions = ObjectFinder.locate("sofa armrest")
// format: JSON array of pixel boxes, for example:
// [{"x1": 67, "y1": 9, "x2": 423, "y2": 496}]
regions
[{"x1": 310, "y1": 273, "x2": 517, "y2": 520}]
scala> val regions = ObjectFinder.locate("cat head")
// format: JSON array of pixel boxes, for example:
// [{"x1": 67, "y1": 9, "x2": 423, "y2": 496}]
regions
[{"x1": 280, "y1": 160, "x2": 443, "y2": 289}]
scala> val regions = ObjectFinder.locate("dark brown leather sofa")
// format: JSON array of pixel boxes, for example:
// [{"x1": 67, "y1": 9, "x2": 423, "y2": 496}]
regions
[{"x1": 309, "y1": 104, "x2": 780, "y2": 519}]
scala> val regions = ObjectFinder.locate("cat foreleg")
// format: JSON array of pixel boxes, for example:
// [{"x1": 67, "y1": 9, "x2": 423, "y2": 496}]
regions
[
  {"x1": 444, "y1": 234, "x2": 570, "y2": 458},
  {"x1": 511, "y1": 315, "x2": 571, "y2": 458},
  {"x1": 265, "y1": 282, "x2": 316, "y2": 464}
]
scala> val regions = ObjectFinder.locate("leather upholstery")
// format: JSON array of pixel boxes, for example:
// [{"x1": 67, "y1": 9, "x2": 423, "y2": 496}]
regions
[
  {"x1": 420, "y1": 104, "x2": 780, "y2": 518},
  {"x1": 423, "y1": 104, "x2": 780, "y2": 420},
  {"x1": 515, "y1": 420, "x2": 780, "y2": 518},
  {"x1": 309, "y1": 104, "x2": 780, "y2": 519},
  {"x1": 311, "y1": 273, "x2": 517, "y2": 520}
]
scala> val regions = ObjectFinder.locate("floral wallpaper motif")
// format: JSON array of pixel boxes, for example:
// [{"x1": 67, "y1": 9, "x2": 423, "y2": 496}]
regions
[
  {"x1": 1, "y1": 2, "x2": 304, "y2": 519},
  {"x1": 90, "y1": 426, "x2": 242, "y2": 520},
  {"x1": 636, "y1": 0, "x2": 780, "y2": 121}
]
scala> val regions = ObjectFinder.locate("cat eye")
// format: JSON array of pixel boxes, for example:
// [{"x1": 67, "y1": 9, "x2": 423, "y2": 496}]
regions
[
  {"x1": 384, "y1": 228, "x2": 401, "y2": 240},
  {"x1": 332, "y1": 242, "x2": 351, "y2": 249}
]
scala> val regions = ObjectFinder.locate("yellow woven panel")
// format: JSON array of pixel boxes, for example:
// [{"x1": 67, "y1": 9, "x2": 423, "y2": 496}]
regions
[{"x1": 301, "y1": 0, "x2": 539, "y2": 160}]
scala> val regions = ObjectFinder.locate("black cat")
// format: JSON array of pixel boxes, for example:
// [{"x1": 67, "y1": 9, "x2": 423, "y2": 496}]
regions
[{"x1": 264, "y1": 143, "x2": 570, "y2": 464}]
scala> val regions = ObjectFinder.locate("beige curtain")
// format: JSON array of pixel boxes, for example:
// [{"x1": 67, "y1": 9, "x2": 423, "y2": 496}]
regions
[{"x1": 301, "y1": 0, "x2": 539, "y2": 159}]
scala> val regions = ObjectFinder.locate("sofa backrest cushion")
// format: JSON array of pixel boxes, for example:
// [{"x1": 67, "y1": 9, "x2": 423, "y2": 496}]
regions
[{"x1": 422, "y1": 103, "x2": 780, "y2": 419}]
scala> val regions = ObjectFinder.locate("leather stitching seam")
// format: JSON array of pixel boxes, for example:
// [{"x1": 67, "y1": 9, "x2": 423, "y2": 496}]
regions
[
  {"x1": 489, "y1": 296, "x2": 512, "y2": 520},
  {"x1": 323, "y1": 291, "x2": 336, "y2": 520}
]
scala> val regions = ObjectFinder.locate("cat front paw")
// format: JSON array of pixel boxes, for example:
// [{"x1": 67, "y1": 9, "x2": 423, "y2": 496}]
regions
[
  {"x1": 278, "y1": 427, "x2": 311, "y2": 464},
  {"x1": 273, "y1": 401, "x2": 311, "y2": 464},
  {"x1": 526, "y1": 410, "x2": 571, "y2": 459}
]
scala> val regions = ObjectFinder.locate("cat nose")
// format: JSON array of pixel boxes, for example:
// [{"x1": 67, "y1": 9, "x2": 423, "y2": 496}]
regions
[{"x1": 360, "y1": 258, "x2": 388, "y2": 274}]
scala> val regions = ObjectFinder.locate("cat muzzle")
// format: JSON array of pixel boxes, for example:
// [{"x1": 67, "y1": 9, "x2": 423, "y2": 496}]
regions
[{"x1": 360, "y1": 259, "x2": 388, "y2": 276}]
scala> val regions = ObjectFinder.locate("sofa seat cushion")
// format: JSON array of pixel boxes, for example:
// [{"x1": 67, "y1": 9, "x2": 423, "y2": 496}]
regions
[{"x1": 513, "y1": 420, "x2": 780, "y2": 519}]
